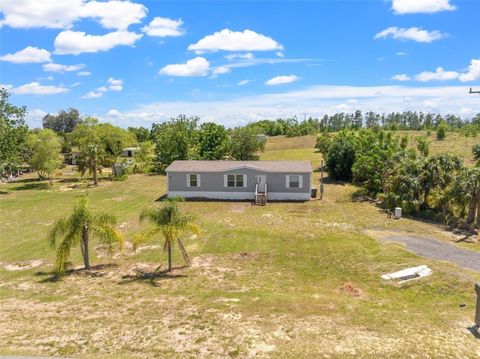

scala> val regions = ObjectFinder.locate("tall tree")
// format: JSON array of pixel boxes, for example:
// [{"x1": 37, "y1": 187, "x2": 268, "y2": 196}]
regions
[
  {"x1": 198, "y1": 122, "x2": 230, "y2": 160},
  {"x1": 128, "y1": 126, "x2": 150, "y2": 143},
  {"x1": 48, "y1": 197, "x2": 123, "y2": 276},
  {"x1": 43, "y1": 108, "x2": 82, "y2": 133},
  {"x1": 229, "y1": 127, "x2": 265, "y2": 160},
  {"x1": 151, "y1": 115, "x2": 199, "y2": 169},
  {"x1": 324, "y1": 130, "x2": 357, "y2": 181},
  {"x1": 98, "y1": 123, "x2": 136, "y2": 167},
  {"x1": 70, "y1": 118, "x2": 105, "y2": 185},
  {"x1": 0, "y1": 88, "x2": 28, "y2": 170},
  {"x1": 133, "y1": 197, "x2": 199, "y2": 275},
  {"x1": 26, "y1": 129, "x2": 62, "y2": 185}
]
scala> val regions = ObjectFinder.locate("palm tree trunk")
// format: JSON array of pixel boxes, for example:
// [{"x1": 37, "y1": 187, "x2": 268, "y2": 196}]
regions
[
  {"x1": 467, "y1": 198, "x2": 477, "y2": 225},
  {"x1": 92, "y1": 161, "x2": 98, "y2": 186},
  {"x1": 82, "y1": 225, "x2": 90, "y2": 269},
  {"x1": 476, "y1": 192, "x2": 480, "y2": 229},
  {"x1": 167, "y1": 241, "x2": 172, "y2": 272}
]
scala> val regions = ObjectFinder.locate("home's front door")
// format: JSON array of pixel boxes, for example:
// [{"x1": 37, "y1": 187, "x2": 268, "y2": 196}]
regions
[{"x1": 256, "y1": 175, "x2": 266, "y2": 192}]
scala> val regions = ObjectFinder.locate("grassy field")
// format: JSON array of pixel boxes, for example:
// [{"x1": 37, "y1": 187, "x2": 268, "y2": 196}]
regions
[{"x1": 1, "y1": 133, "x2": 479, "y2": 358}]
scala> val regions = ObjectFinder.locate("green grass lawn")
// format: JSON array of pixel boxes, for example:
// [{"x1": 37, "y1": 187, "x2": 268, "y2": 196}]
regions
[{"x1": 1, "y1": 134, "x2": 479, "y2": 358}]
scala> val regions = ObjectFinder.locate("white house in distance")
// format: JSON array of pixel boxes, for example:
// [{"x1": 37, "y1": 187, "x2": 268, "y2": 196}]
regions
[{"x1": 165, "y1": 160, "x2": 312, "y2": 203}]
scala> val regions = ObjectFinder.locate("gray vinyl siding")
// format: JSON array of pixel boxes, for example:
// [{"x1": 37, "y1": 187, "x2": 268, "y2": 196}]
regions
[{"x1": 167, "y1": 168, "x2": 311, "y2": 193}]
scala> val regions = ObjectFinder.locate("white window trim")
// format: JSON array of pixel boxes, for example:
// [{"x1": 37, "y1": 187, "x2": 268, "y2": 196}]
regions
[
  {"x1": 286, "y1": 174, "x2": 303, "y2": 189},
  {"x1": 186, "y1": 173, "x2": 200, "y2": 188},
  {"x1": 224, "y1": 173, "x2": 247, "y2": 188}
]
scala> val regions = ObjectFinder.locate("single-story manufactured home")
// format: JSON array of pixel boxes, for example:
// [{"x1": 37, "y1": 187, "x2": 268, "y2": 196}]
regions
[{"x1": 165, "y1": 160, "x2": 312, "y2": 202}]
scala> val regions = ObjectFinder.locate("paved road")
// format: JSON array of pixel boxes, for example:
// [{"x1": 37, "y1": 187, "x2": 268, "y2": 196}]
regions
[{"x1": 380, "y1": 234, "x2": 480, "y2": 272}]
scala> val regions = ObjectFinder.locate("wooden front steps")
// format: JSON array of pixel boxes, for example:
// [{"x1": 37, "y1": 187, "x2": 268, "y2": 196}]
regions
[{"x1": 255, "y1": 193, "x2": 267, "y2": 206}]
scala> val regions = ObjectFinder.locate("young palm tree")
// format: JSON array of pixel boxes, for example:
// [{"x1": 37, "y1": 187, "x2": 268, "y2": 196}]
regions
[
  {"x1": 134, "y1": 197, "x2": 198, "y2": 274},
  {"x1": 48, "y1": 196, "x2": 124, "y2": 276}
]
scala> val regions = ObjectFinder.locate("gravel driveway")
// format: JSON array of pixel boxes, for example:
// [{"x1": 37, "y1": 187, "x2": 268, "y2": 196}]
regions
[{"x1": 380, "y1": 234, "x2": 480, "y2": 272}]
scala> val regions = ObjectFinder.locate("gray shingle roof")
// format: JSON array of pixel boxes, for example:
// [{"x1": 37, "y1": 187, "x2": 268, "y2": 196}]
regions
[{"x1": 165, "y1": 160, "x2": 312, "y2": 173}]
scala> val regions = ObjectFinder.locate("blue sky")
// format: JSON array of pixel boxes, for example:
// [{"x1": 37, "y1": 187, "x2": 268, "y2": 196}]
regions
[{"x1": 1, "y1": 0, "x2": 479, "y2": 128}]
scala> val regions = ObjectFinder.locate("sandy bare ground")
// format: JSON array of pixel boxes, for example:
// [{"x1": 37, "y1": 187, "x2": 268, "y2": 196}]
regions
[{"x1": 1, "y1": 255, "x2": 479, "y2": 358}]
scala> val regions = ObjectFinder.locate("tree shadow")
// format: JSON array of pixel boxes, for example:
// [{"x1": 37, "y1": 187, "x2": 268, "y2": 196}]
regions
[
  {"x1": 467, "y1": 325, "x2": 480, "y2": 339},
  {"x1": 35, "y1": 263, "x2": 118, "y2": 283},
  {"x1": 118, "y1": 265, "x2": 188, "y2": 287},
  {"x1": 57, "y1": 178, "x2": 82, "y2": 183},
  {"x1": 10, "y1": 182, "x2": 50, "y2": 191},
  {"x1": 155, "y1": 193, "x2": 168, "y2": 202}
]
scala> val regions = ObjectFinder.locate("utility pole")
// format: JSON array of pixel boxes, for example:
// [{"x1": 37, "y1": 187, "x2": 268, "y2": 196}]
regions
[
  {"x1": 469, "y1": 88, "x2": 480, "y2": 95},
  {"x1": 319, "y1": 160, "x2": 324, "y2": 200}
]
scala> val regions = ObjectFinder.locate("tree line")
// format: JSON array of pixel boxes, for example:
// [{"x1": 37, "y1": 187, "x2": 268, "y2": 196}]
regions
[
  {"x1": 246, "y1": 111, "x2": 480, "y2": 137},
  {"x1": 316, "y1": 129, "x2": 480, "y2": 230}
]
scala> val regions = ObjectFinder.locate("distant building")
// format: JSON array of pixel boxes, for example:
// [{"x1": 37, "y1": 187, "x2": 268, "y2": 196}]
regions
[{"x1": 122, "y1": 147, "x2": 140, "y2": 157}]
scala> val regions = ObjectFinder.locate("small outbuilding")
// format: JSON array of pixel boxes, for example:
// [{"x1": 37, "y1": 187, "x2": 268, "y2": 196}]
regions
[
  {"x1": 165, "y1": 160, "x2": 312, "y2": 202},
  {"x1": 122, "y1": 147, "x2": 140, "y2": 157}
]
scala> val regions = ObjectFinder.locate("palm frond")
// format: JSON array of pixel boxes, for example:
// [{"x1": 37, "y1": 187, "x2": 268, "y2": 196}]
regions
[
  {"x1": 90, "y1": 224, "x2": 124, "y2": 253},
  {"x1": 47, "y1": 217, "x2": 67, "y2": 248},
  {"x1": 54, "y1": 229, "x2": 79, "y2": 275},
  {"x1": 132, "y1": 227, "x2": 161, "y2": 251},
  {"x1": 95, "y1": 211, "x2": 118, "y2": 226}
]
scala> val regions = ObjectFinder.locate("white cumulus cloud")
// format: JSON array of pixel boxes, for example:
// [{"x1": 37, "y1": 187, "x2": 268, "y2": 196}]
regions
[
  {"x1": 392, "y1": 0, "x2": 456, "y2": 14},
  {"x1": 82, "y1": 91, "x2": 103, "y2": 99},
  {"x1": 4, "y1": 82, "x2": 68, "y2": 95},
  {"x1": 265, "y1": 75, "x2": 299, "y2": 86},
  {"x1": 237, "y1": 79, "x2": 250, "y2": 86},
  {"x1": 0, "y1": 0, "x2": 147, "y2": 30},
  {"x1": 77, "y1": 71, "x2": 91, "y2": 76},
  {"x1": 81, "y1": 0, "x2": 147, "y2": 30},
  {"x1": 142, "y1": 17, "x2": 185, "y2": 37},
  {"x1": 188, "y1": 29, "x2": 283, "y2": 54},
  {"x1": 82, "y1": 77, "x2": 123, "y2": 99},
  {"x1": 392, "y1": 74, "x2": 411, "y2": 81},
  {"x1": 54, "y1": 30, "x2": 143, "y2": 55},
  {"x1": 107, "y1": 77, "x2": 123, "y2": 91},
  {"x1": 0, "y1": 46, "x2": 51, "y2": 63},
  {"x1": 458, "y1": 59, "x2": 480, "y2": 82},
  {"x1": 415, "y1": 67, "x2": 459, "y2": 81},
  {"x1": 159, "y1": 57, "x2": 210, "y2": 77},
  {"x1": 43, "y1": 63, "x2": 85, "y2": 73},
  {"x1": 374, "y1": 27, "x2": 445, "y2": 43}
]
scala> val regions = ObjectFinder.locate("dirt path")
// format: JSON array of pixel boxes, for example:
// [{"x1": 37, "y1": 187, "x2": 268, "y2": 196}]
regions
[{"x1": 365, "y1": 230, "x2": 480, "y2": 272}]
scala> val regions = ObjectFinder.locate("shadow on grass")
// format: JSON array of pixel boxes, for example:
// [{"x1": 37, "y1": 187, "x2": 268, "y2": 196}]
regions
[
  {"x1": 35, "y1": 263, "x2": 118, "y2": 283},
  {"x1": 118, "y1": 265, "x2": 188, "y2": 287},
  {"x1": 11, "y1": 182, "x2": 50, "y2": 191},
  {"x1": 0, "y1": 190, "x2": 9, "y2": 195}
]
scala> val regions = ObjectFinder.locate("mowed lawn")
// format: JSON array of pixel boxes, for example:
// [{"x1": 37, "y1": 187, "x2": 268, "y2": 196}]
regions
[{"x1": 0, "y1": 134, "x2": 479, "y2": 358}]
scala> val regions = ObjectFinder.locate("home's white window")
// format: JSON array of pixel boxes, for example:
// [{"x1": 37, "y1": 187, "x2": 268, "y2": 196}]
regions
[
  {"x1": 286, "y1": 175, "x2": 303, "y2": 188},
  {"x1": 289, "y1": 175, "x2": 300, "y2": 188},
  {"x1": 187, "y1": 173, "x2": 200, "y2": 187},
  {"x1": 226, "y1": 174, "x2": 245, "y2": 187}
]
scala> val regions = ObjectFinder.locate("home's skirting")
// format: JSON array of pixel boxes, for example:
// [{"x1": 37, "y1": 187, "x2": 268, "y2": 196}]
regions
[{"x1": 168, "y1": 191, "x2": 310, "y2": 201}]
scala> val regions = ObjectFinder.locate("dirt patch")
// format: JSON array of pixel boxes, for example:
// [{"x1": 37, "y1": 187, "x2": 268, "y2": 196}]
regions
[
  {"x1": 230, "y1": 203, "x2": 250, "y2": 213},
  {"x1": 3, "y1": 260, "x2": 43, "y2": 271},
  {"x1": 336, "y1": 282, "x2": 366, "y2": 298},
  {"x1": 232, "y1": 252, "x2": 259, "y2": 260}
]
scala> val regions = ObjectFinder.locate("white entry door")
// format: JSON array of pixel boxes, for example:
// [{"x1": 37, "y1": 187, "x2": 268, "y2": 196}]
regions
[{"x1": 256, "y1": 175, "x2": 266, "y2": 192}]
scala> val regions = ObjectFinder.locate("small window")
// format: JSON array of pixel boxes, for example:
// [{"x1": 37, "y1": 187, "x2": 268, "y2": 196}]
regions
[
  {"x1": 227, "y1": 174, "x2": 244, "y2": 187},
  {"x1": 289, "y1": 175, "x2": 300, "y2": 188},
  {"x1": 236, "y1": 174, "x2": 244, "y2": 187},
  {"x1": 189, "y1": 174, "x2": 199, "y2": 187},
  {"x1": 227, "y1": 174, "x2": 236, "y2": 187}
]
